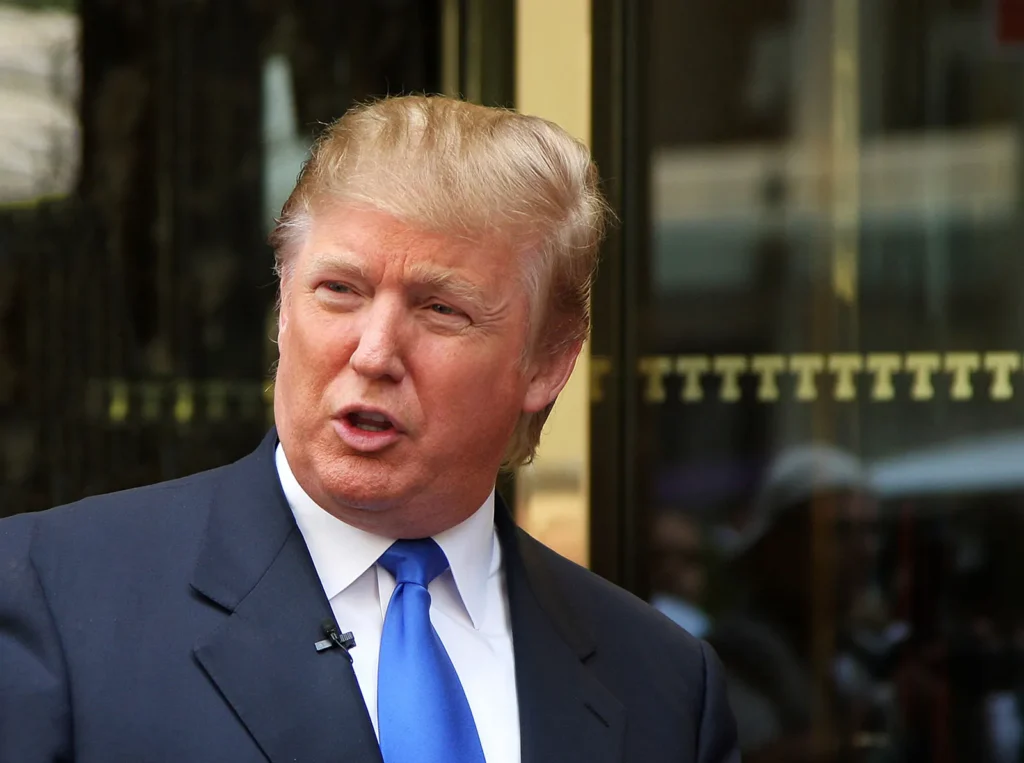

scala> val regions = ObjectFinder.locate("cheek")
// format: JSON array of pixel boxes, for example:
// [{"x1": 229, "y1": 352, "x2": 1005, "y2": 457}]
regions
[
  {"x1": 277, "y1": 319, "x2": 345, "y2": 400},
  {"x1": 287, "y1": 309, "x2": 353, "y2": 363},
  {"x1": 418, "y1": 351, "x2": 526, "y2": 424}
]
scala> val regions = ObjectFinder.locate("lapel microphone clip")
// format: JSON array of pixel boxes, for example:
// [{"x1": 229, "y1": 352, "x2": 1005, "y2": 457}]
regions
[{"x1": 315, "y1": 618, "x2": 357, "y2": 663}]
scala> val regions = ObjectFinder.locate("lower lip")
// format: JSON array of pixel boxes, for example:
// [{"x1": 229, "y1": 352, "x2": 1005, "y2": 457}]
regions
[{"x1": 332, "y1": 417, "x2": 403, "y2": 453}]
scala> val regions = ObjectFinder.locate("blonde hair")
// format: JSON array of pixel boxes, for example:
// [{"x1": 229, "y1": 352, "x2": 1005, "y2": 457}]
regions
[{"x1": 269, "y1": 95, "x2": 609, "y2": 467}]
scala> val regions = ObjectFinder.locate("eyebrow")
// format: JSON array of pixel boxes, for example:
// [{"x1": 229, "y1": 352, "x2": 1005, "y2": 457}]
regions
[
  {"x1": 306, "y1": 251, "x2": 491, "y2": 312},
  {"x1": 307, "y1": 251, "x2": 368, "y2": 280},
  {"x1": 406, "y1": 263, "x2": 491, "y2": 312}
]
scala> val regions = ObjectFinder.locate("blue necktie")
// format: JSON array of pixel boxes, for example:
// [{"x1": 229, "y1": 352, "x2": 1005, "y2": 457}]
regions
[{"x1": 376, "y1": 539, "x2": 486, "y2": 763}]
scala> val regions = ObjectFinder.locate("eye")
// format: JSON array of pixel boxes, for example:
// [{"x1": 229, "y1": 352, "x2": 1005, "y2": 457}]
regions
[
  {"x1": 430, "y1": 303, "x2": 459, "y2": 316},
  {"x1": 323, "y1": 282, "x2": 353, "y2": 294}
]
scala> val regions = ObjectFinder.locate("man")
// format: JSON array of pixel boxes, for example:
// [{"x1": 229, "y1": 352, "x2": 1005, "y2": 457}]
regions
[
  {"x1": 0, "y1": 96, "x2": 738, "y2": 762},
  {"x1": 709, "y1": 444, "x2": 877, "y2": 762},
  {"x1": 650, "y1": 509, "x2": 712, "y2": 639}
]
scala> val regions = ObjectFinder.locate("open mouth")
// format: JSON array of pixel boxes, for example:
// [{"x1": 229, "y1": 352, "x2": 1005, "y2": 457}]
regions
[{"x1": 346, "y1": 411, "x2": 395, "y2": 433}]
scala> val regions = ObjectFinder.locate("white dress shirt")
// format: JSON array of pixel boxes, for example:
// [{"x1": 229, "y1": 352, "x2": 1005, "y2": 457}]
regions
[{"x1": 276, "y1": 445, "x2": 521, "y2": 763}]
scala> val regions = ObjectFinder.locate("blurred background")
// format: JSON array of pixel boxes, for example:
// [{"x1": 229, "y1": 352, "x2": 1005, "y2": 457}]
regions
[{"x1": 6, "y1": 0, "x2": 1024, "y2": 761}]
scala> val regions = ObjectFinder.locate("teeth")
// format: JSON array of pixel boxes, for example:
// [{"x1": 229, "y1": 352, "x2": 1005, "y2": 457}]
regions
[
  {"x1": 354, "y1": 421, "x2": 390, "y2": 432},
  {"x1": 349, "y1": 411, "x2": 394, "y2": 433}
]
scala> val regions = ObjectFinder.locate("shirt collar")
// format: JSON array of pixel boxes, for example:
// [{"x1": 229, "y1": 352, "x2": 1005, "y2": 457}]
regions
[
  {"x1": 275, "y1": 443, "x2": 497, "y2": 630},
  {"x1": 433, "y1": 487, "x2": 498, "y2": 630}
]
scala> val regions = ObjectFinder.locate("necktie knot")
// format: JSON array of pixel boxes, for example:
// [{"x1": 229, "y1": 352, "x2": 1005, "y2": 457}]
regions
[{"x1": 379, "y1": 538, "x2": 449, "y2": 588}]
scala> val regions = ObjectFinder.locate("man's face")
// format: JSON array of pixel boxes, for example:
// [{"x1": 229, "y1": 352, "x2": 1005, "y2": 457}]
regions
[
  {"x1": 274, "y1": 204, "x2": 578, "y2": 537},
  {"x1": 651, "y1": 513, "x2": 706, "y2": 604}
]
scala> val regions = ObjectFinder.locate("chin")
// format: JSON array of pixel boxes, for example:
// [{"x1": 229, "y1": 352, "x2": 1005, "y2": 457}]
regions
[{"x1": 314, "y1": 455, "x2": 416, "y2": 513}]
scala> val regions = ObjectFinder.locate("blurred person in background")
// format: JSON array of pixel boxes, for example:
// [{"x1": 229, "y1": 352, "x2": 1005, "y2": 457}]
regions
[
  {"x1": 708, "y1": 444, "x2": 881, "y2": 762},
  {"x1": 0, "y1": 95, "x2": 738, "y2": 763},
  {"x1": 651, "y1": 508, "x2": 713, "y2": 639}
]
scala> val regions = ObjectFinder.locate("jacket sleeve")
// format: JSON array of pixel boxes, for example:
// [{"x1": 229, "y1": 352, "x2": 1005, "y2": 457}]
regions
[
  {"x1": 695, "y1": 640, "x2": 741, "y2": 763},
  {"x1": 0, "y1": 514, "x2": 73, "y2": 762}
]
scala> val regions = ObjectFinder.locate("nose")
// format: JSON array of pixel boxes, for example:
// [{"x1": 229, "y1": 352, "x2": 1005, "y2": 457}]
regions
[{"x1": 349, "y1": 298, "x2": 407, "y2": 382}]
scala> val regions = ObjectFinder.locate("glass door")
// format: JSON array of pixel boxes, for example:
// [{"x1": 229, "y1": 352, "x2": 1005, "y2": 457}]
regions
[{"x1": 592, "y1": 0, "x2": 1024, "y2": 760}]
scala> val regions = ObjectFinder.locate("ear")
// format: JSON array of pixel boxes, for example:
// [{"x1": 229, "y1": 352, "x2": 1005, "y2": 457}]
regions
[
  {"x1": 278, "y1": 298, "x2": 288, "y2": 335},
  {"x1": 276, "y1": 279, "x2": 291, "y2": 338},
  {"x1": 522, "y1": 340, "x2": 584, "y2": 414}
]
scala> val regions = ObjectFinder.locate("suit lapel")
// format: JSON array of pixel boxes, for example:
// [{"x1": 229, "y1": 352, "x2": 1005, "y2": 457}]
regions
[
  {"x1": 190, "y1": 430, "x2": 382, "y2": 763},
  {"x1": 496, "y1": 503, "x2": 625, "y2": 763},
  {"x1": 188, "y1": 433, "x2": 623, "y2": 763}
]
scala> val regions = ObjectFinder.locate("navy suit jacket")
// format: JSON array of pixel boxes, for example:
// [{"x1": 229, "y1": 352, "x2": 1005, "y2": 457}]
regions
[{"x1": 0, "y1": 429, "x2": 738, "y2": 762}]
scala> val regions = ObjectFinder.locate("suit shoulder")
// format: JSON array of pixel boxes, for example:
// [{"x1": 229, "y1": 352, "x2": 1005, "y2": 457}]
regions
[
  {"x1": 522, "y1": 533, "x2": 704, "y2": 655},
  {"x1": 0, "y1": 510, "x2": 38, "y2": 560},
  {"x1": 11, "y1": 466, "x2": 225, "y2": 525},
  {"x1": 0, "y1": 465, "x2": 230, "y2": 563},
  {"x1": 517, "y1": 531, "x2": 725, "y2": 739}
]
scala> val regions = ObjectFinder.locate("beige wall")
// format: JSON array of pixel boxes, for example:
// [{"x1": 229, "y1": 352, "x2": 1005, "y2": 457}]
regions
[{"x1": 514, "y1": 0, "x2": 592, "y2": 567}]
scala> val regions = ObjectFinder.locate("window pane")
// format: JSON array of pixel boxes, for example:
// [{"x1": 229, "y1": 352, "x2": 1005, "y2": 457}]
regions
[{"x1": 643, "y1": 1, "x2": 1024, "y2": 761}]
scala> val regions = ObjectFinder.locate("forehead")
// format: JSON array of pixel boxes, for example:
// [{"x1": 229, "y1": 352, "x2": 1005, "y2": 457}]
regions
[{"x1": 299, "y1": 204, "x2": 518, "y2": 282}]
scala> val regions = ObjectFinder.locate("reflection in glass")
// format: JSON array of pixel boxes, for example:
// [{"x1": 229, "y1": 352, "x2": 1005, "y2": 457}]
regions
[{"x1": 642, "y1": 0, "x2": 1024, "y2": 761}]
